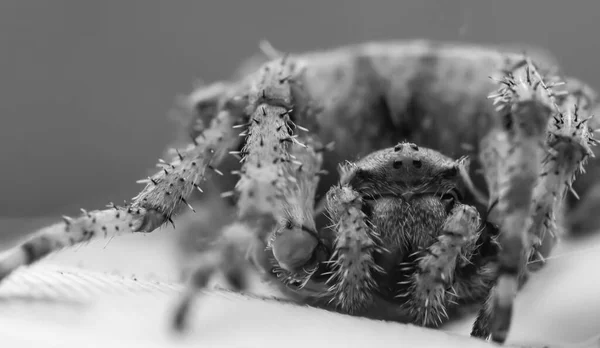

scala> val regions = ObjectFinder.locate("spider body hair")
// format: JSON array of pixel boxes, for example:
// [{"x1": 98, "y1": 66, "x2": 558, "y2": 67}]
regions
[{"x1": 0, "y1": 40, "x2": 598, "y2": 346}]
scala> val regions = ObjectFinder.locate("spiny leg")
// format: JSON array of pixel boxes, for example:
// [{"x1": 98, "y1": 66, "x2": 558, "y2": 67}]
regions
[
  {"x1": 473, "y1": 58, "x2": 557, "y2": 342},
  {"x1": 553, "y1": 80, "x2": 600, "y2": 235},
  {"x1": 0, "y1": 100, "x2": 248, "y2": 283},
  {"x1": 399, "y1": 203, "x2": 481, "y2": 327},
  {"x1": 323, "y1": 183, "x2": 384, "y2": 314},
  {"x1": 478, "y1": 63, "x2": 597, "y2": 342},
  {"x1": 232, "y1": 55, "x2": 325, "y2": 276},
  {"x1": 450, "y1": 263, "x2": 497, "y2": 313},
  {"x1": 526, "y1": 96, "x2": 596, "y2": 271},
  {"x1": 471, "y1": 286, "x2": 496, "y2": 339},
  {"x1": 171, "y1": 56, "x2": 327, "y2": 330},
  {"x1": 233, "y1": 54, "x2": 330, "y2": 284},
  {"x1": 448, "y1": 220, "x2": 500, "y2": 308},
  {"x1": 267, "y1": 136, "x2": 330, "y2": 287}
]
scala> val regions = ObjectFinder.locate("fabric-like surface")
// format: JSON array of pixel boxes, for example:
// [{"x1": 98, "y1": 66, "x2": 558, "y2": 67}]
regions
[
  {"x1": 1, "y1": 222, "x2": 600, "y2": 348},
  {"x1": 0, "y1": 264, "x2": 182, "y2": 303}
]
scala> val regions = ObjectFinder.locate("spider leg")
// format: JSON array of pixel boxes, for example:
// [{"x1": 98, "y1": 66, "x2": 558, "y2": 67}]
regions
[
  {"x1": 171, "y1": 52, "x2": 328, "y2": 328},
  {"x1": 231, "y1": 55, "x2": 326, "y2": 277},
  {"x1": 399, "y1": 203, "x2": 482, "y2": 327},
  {"x1": 470, "y1": 286, "x2": 496, "y2": 339},
  {"x1": 0, "y1": 100, "x2": 248, "y2": 283},
  {"x1": 172, "y1": 55, "x2": 335, "y2": 331},
  {"x1": 471, "y1": 129, "x2": 512, "y2": 341},
  {"x1": 526, "y1": 99, "x2": 595, "y2": 273},
  {"x1": 521, "y1": 79, "x2": 596, "y2": 271},
  {"x1": 323, "y1": 184, "x2": 384, "y2": 314},
  {"x1": 447, "y1": 219, "x2": 500, "y2": 307},
  {"x1": 267, "y1": 136, "x2": 329, "y2": 284},
  {"x1": 172, "y1": 221, "x2": 254, "y2": 332},
  {"x1": 557, "y1": 81, "x2": 600, "y2": 235},
  {"x1": 474, "y1": 69, "x2": 596, "y2": 343},
  {"x1": 472, "y1": 58, "x2": 570, "y2": 343}
]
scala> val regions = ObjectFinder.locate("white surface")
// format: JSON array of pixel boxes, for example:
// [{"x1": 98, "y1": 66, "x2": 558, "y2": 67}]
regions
[{"x1": 2, "y1": 221, "x2": 600, "y2": 347}]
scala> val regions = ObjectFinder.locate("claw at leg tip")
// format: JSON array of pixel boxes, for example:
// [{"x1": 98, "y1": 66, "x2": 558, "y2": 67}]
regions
[
  {"x1": 172, "y1": 309, "x2": 189, "y2": 334},
  {"x1": 171, "y1": 296, "x2": 193, "y2": 335}
]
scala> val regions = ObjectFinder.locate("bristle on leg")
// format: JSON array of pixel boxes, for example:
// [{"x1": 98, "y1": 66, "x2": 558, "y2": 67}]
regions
[
  {"x1": 483, "y1": 57, "x2": 557, "y2": 343},
  {"x1": 0, "y1": 99, "x2": 246, "y2": 283},
  {"x1": 527, "y1": 97, "x2": 596, "y2": 270},
  {"x1": 402, "y1": 204, "x2": 481, "y2": 327},
  {"x1": 324, "y1": 184, "x2": 383, "y2": 313}
]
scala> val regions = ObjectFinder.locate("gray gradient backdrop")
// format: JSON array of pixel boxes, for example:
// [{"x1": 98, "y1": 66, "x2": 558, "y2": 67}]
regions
[{"x1": 0, "y1": 0, "x2": 598, "y2": 222}]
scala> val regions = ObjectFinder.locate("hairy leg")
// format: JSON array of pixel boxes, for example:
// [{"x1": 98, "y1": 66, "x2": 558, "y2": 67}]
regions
[
  {"x1": 398, "y1": 203, "x2": 482, "y2": 327},
  {"x1": 473, "y1": 58, "x2": 554, "y2": 343},
  {"x1": 559, "y1": 81, "x2": 600, "y2": 235},
  {"x1": 472, "y1": 58, "x2": 595, "y2": 342},
  {"x1": 0, "y1": 100, "x2": 247, "y2": 283},
  {"x1": 449, "y1": 220, "x2": 500, "y2": 308},
  {"x1": 322, "y1": 184, "x2": 383, "y2": 314},
  {"x1": 525, "y1": 95, "x2": 596, "y2": 271},
  {"x1": 172, "y1": 55, "x2": 330, "y2": 331},
  {"x1": 266, "y1": 136, "x2": 329, "y2": 286}
]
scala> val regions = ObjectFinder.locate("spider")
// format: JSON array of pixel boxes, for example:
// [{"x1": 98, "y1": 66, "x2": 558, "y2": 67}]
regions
[
  {"x1": 276, "y1": 142, "x2": 490, "y2": 326},
  {"x1": 0, "y1": 40, "x2": 597, "y2": 344}
]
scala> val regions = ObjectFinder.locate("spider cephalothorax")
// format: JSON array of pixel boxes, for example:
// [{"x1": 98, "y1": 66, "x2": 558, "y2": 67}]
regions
[
  {"x1": 317, "y1": 143, "x2": 488, "y2": 324},
  {"x1": 338, "y1": 143, "x2": 468, "y2": 200}
]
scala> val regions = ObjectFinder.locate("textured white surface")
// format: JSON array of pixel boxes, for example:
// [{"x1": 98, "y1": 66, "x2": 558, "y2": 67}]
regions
[{"x1": 1, "y1": 221, "x2": 600, "y2": 347}]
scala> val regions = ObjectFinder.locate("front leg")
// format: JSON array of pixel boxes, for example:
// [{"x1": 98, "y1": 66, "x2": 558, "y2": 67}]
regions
[
  {"x1": 475, "y1": 59, "x2": 554, "y2": 343},
  {"x1": 267, "y1": 136, "x2": 330, "y2": 285},
  {"x1": 526, "y1": 92, "x2": 597, "y2": 270},
  {"x1": 472, "y1": 58, "x2": 594, "y2": 343},
  {"x1": 399, "y1": 203, "x2": 481, "y2": 327},
  {"x1": 559, "y1": 81, "x2": 600, "y2": 235},
  {"x1": 0, "y1": 100, "x2": 247, "y2": 284},
  {"x1": 172, "y1": 56, "x2": 336, "y2": 331}
]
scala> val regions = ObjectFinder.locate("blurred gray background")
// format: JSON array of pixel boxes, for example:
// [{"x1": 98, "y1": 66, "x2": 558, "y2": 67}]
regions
[{"x1": 0, "y1": 0, "x2": 598, "y2": 239}]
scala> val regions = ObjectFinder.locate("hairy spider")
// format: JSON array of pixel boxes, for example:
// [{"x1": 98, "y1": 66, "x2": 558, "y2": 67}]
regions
[
  {"x1": 0, "y1": 40, "x2": 597, "y2": 345},
  {"x1": 300, "y1": 143, "x2": 489, "y2": 326}
]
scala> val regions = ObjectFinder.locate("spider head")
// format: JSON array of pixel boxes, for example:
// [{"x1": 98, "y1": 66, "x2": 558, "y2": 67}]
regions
[{"x1": 340, "y1": 142, "x2": 465, "y2": 201}]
